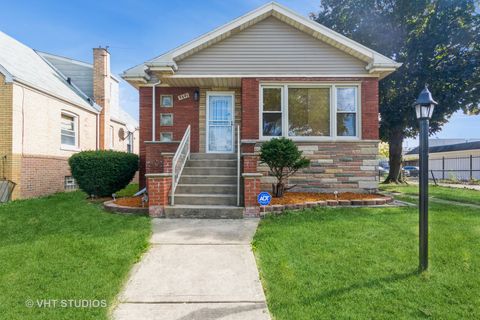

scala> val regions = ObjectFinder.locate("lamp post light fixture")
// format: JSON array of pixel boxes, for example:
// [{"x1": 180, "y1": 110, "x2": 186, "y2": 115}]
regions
[{"x1": 414, "y1": 85, "x2": 438, "y2": 272}]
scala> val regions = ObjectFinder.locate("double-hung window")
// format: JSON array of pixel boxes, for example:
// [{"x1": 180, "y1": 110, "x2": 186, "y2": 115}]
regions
[
  {"x1": 260, "y1": 84, "x2": 359, "y2": 140},
  {"x1": 336, "y1": 87, "x2": 358, "y2": 137},
  {"x1": 261, "y1": 87, "x2": 283, "y2": 137},
  {"x1": 61, "y1": 113, "x2": 78, "y2": 148}
]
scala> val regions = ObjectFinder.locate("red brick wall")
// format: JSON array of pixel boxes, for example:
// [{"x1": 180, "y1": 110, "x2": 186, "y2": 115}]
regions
[
  {"x1": 360, "y1": 79, "x2": 379, "y2": 140},
  {"x1": 240, "y1": 77, "x2": 379, "y2": 141},
  {"x1": 241, "y1": 78, "x2": 260, "y2": 140},
  {"x1": 20, "y1": 155, "x2": 71, "y2": 198},
  {"x1": 139, "y1": 86, "x2": 199, "y2": 187}
]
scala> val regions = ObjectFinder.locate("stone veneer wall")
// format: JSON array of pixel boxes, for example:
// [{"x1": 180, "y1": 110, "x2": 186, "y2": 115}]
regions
[{"x1": 255, "y1": 141, "x2": 379, "y2": 193}]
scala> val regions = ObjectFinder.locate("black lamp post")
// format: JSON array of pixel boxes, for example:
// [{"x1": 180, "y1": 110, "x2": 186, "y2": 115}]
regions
[{"x1": 414, "y1": 85, "x2": 438, "y2": 272}]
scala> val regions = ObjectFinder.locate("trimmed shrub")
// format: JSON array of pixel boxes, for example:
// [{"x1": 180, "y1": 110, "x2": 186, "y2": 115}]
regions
[
  {"x1": 69, "y1": 150, "x2": 139, "y2": 197},
  {"x1": 260, "y1": 137, "x2": 310, "y2": 197}
]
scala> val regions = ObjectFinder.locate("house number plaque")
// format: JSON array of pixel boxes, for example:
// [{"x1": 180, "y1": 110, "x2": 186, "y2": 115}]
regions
[{"x1": 177, "y1": 93, "x2": 190, "y2": 101}]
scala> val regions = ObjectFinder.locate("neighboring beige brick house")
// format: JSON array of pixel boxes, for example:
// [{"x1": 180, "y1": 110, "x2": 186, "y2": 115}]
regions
[{"x1": 0, "y1": 31, "x2": 139, "y2": 199}]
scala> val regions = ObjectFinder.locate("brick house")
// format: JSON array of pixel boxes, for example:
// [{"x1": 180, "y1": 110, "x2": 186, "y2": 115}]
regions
[
  {"x1": 0, "y1": 32, "x2": 139, "y2": 199},
  {"x1": 122, "y1": 2, "x2": 400, "y2": 217}
]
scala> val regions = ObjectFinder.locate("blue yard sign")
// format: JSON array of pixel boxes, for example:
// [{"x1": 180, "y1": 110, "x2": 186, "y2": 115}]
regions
[{"x1": 257, "y1": 192, "x2": 272, "y2": 206}]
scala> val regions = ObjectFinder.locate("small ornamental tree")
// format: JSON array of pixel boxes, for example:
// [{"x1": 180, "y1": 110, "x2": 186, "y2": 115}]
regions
[
  {"x1": 259, "y1": 137, "x2": 310, "y2": 197},
  {"x1": 69, "y1": 150, "x2": 138, "y2": 197}
]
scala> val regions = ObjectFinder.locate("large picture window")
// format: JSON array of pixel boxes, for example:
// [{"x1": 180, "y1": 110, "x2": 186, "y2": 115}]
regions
[
  {"x1": 260, "y1": 84, "x2": 359, "y2": 140},
  {"x1": 288, "y1": 87, "x2": 330, "y2": 137}
]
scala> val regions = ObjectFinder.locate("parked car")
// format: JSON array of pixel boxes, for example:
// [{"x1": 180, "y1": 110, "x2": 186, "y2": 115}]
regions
[
  {"x1": 403, "y1": 166, "x2": 419, "y2": 177},
  {"x1": 379, "y1": 160, "x2": 389, "y2": 176}
]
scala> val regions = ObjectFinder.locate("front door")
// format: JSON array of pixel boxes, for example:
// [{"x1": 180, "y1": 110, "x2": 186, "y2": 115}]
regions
[{"x1": 206, "y1": 92, "x2": 234, "y2": 153}]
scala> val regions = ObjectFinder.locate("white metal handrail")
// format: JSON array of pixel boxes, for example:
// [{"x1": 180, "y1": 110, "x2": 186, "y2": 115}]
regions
[
  {"x1": 236, "y1": 125, "x2": 240, "y2": 206},
  {"x1": 171, "y1": 125, "x2": 191, "y2": 205}
]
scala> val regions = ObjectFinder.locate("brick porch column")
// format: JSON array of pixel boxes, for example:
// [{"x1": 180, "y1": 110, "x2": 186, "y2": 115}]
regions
[
  {"x1": 242, "y1": 154, "x2": 261, "y2": 217},
  {"x1": 146, "y1": 153, "x2": 173, "y2": 217}
]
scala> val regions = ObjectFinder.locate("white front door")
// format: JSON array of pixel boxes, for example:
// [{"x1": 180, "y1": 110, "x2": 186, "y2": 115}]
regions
[{"x1": 206, "y1": 92, "x2": 234, "y2": 153}]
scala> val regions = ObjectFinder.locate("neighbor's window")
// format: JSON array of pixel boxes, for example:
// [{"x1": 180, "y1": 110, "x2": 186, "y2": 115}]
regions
[
  {"x1": 160, "y1": 132, "x2": 173, "y2": 142},
  {"x1": 336, "y1": 87, "x2": 357, "y2": 136},
  {"x1": 160, "y1": 114, "x2": 173, "y2": 126},
  {"x1": 110, "y1": 125, "x2": 114, "y2": 149},
  {"x1": 260, "y1": 84, "x2": 359, "y2": 139},
  {"x1": 160, "y1": 95, "x2": 173, "y2": 107},
  {"x1": 262, "y1": 87, "x2": 282, "y2": 136},
  {"x1": 127, "y1": 133, "x2": 133, "y2": 153},
  {"x1": 61, "y1": 113, "x2": 77, "y2": 147},
  {"x1": 288, "y1": 87, "x2": 330, "y2": 137}
]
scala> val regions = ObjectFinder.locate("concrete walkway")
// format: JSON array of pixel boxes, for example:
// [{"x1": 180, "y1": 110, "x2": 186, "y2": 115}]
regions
[{"x1": 112, "y1": 219, "x2": 270, "y2": 320}]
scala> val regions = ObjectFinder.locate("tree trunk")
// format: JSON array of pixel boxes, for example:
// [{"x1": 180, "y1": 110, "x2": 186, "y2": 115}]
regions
[
  {"x1": 272, "y1": 182, "x2": 285, "y2": 197},
  {"x1": 384, "y1": 130, "x2": 405, "y2": 183}
]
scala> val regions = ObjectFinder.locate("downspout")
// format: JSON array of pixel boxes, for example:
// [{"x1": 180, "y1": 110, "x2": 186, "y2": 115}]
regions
[
  {"x1": 96, "y1": 112, "x2": 100, "y2": 150},
  {"x1": 152, "y1": 81, "x2": 161, "y2": 141}
]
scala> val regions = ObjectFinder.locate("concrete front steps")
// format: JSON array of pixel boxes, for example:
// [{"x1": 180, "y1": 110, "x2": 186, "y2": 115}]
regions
[{"x1": 167, "y1": 153, "x2": 242, "y2": 219}]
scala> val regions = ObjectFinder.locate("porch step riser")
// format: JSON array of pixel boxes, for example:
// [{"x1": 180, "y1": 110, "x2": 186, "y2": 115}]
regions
[
  {"x1": 190, "y1": 153, "x2": 236, "y2": 160},
  {"x1": 187, "y1": 160, "x2": 237, "y2": 168},
  {"x1": 179, "y1": 176, "x2": 237, "y2": 184},
  {"x1": 183, "y1": 167, "x2": 237, "y2": 176},
  {"x1": 173, "y1": 196, "x2": 237, "y2": 206},
  {"x1": 175, "y1": 185, "x2": 237, "y2": 194},
  {"x1": 164, "y1": 207, "x2": 243, "y2": 219}
]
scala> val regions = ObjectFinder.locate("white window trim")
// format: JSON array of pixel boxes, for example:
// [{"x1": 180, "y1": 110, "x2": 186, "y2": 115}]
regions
[
  {"x1": 258, "y1": 82, "x2": 362, "y2": 141},
  {"x1": 206, "y1": 91, "x2": 236, "y2": 154},
  {"x1": 160, "y1": 113, "x2": 174, "y2": 126},
  {"x1": 110, "y1": 125, "x2": 115, "y2": 149},
  {"x1": 160, "y1": 94, "x2": 173, "y2": 108},
  {"x1": 60, "y1": 110, "x2": 80, "y2": 151}
]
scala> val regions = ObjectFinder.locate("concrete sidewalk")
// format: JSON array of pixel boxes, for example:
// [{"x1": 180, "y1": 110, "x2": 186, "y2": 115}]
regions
[{"x1": 112, "y1": 219, "x2": 270, "y2": 320}]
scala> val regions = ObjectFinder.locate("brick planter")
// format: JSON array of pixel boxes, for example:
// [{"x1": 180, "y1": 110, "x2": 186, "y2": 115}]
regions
[
  {"x1": 259, "y1": 195, "x2": 394, "y2": 218},
  {"x1": 103, "y1": 200, "x2": 148, "y2": 215}
]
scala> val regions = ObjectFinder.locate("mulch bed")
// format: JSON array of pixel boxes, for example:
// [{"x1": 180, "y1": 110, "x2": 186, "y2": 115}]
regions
[
  {"x1": 114, "y1": 196, "x2": 146, "y2": 208},
  {"x1": 270, "y1": 192, "x2": 384, "y2": 205}
]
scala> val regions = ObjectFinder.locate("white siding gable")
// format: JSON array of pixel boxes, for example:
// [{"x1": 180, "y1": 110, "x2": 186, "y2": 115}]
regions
[{"x1": 175, "y1": 17, "x2": 368, "y2": 76}]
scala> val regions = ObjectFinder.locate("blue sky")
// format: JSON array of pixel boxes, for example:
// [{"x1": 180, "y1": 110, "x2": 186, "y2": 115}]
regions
[{"x1": 2, "y1": 0, "x2": 478, "y2": 147}]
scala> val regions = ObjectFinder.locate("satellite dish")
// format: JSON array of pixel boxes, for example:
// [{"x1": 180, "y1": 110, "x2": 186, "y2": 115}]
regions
[{"x1": 118, "y1": 128, "x2": 126, "y2": 140}]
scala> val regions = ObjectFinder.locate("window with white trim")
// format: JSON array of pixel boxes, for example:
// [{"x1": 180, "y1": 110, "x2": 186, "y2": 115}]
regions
[
  {"x1": 160, "y1": 132, "x2": 173, "y2": 142},
  {"x1": 160, "y1": 114, "x2": 173, "y2": 126},
  {"x1": 260, "y1": 84, "x2": 359, "y2": 139},
  {"x1": 127, "y1": 133, "x2": 134, "y2": 153},
  {"x1": 160, "y1": 95, "x2": 173, "y2": 107},
  {"x1": 336, "y1": 87, "x2": 357, "y2": 136},
  {"x1": 64, "y1": 176, "x2": 78, "y2": 191},
  {"x1": 61, "y1": 113, "x2": 78, "y2": 148},
  {"x1": 261, "y1": 87, "x2": 283, "y2": 137}
]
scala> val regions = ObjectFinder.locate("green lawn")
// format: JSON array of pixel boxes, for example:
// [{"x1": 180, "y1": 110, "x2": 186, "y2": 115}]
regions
[
  {"x1": 253, "y1": 202, "x2": 480, "y2": 319},
  {"x1": 379, "y1": 183, "x2": 480, "y2": 205},
  {"x1": 0, "y1": 190, "x2": 150, "y2": 320},
  {"x1": 116, "y1": 183, "x2": 139, "y2": 198}
]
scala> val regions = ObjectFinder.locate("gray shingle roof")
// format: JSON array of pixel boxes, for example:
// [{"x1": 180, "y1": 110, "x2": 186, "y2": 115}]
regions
[
  {"x1": 407, "y1": 141, "x2": 480, "y2": 155},
  {"x1": 0, "y1": 31, "x2": 98, "y2": 113}
]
